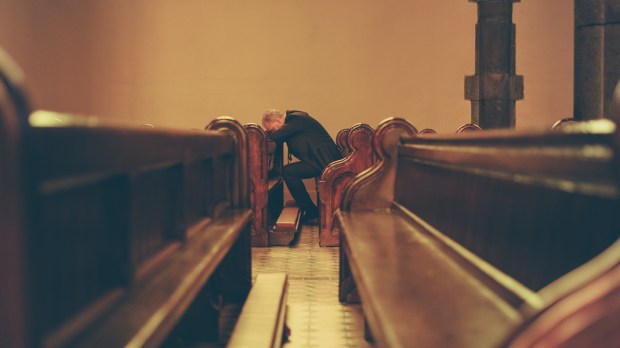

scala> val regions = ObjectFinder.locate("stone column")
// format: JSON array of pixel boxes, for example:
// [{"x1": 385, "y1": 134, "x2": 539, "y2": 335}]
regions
[
  {"x1": 574, "y1": 0, "x2": 620, "y2": 120},
  {"x1": 465, "y1": 0, "x2": 523, "y2": 129}
]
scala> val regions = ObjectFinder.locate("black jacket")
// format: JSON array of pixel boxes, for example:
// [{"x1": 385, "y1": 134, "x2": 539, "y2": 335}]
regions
[{"x1": 267, "y1": 110, "x2": 343, "y2": 172}]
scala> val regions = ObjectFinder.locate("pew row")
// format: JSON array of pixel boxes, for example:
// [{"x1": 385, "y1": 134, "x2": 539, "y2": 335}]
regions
[
  {"x1": 0, "y1": 55, "x2": 253, "y2": 347},
  {"x1": 337, "y1": 117, "x2": 620, "y2": 347},
  {"x1": 244, "y1": 124, "x2": 284, "y2": 246},
  {"x1": 320, "y1": 122, "x2": 480, "y2": 247}
]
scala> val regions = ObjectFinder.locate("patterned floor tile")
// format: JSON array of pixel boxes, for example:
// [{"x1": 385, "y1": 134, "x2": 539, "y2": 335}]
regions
[{"x1": 252, "y1": 224, "x2": 373, "y2": 348}]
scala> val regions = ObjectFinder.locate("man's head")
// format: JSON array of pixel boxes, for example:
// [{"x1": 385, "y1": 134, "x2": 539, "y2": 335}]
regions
[{"x1": 262, "y1": 109, "x2": 285, "y2": 131}]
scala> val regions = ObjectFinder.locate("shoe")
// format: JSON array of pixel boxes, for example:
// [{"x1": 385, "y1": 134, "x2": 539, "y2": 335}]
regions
[
  {"x1": 302, "y1": 210, "x2": 319, "y2": 225},
  {"x1": 304, "y1": 217, "x2": 319, "y2": 226}
]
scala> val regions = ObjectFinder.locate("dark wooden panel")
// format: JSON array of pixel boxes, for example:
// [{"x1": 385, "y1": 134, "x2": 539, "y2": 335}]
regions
[
  {"x1": 30, "y1": 177, "x2": 128, "y2": 337},
  {"x1": 395, "y1": 156, "x2": 619, "y2": 290},
  {"x1": 245, "y1": 124, "x2": 283, "y2": 246}
]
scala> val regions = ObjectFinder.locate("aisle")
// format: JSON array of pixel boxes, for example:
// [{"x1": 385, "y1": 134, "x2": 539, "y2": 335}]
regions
[{"x1": 252, "y1": 224, "x2": 372, "y2": 348}]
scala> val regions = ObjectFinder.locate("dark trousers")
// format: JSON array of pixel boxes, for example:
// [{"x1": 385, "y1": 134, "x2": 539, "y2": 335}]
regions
[{"x1": 281, "y1": 161, "x2": 321, "y2": 217}]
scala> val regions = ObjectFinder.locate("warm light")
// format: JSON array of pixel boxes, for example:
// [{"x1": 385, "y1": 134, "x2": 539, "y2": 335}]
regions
[{"x1": 29, "y1": 110, "x2": 100, "y2": 127}]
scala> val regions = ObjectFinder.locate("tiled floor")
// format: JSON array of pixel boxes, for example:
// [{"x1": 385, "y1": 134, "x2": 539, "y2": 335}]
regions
[{"x1": 252, "y1": 224, "x2": 372, "y2": 348}]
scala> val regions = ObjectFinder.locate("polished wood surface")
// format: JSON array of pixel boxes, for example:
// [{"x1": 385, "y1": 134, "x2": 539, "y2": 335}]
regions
[
  {"x1": 271, "y1": 200, "x2": 302, "y2": 246},
  {"x1": 336, "y1": 128, "x2": 351, "y2": 157},
  {"x1": 338, "y1": 117, "x2": 620, "y2": 347},
  {"x1": 551, "y1": 117, "x2": 579, "y2": 130},
  {"x1": 245, "y1": 124, "x2": 284, "y2": 246},
  {"x1": 318, "y1": 123, "x2": 375, "y2": 246},
  {"x1": 338, "y1": 210, "x2": 526, "y2": 347},
  {"x1": 227, "y1": 273, "x2": 289, "y2": 348}
]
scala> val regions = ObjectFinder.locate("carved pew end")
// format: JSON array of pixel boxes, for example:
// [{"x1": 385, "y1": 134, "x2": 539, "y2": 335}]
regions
[{"x1": 270, "y1": 201, "x2": 302, "y2": 246}]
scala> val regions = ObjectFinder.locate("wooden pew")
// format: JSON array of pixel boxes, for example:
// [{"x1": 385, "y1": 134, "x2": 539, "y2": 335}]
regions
[
  {"x1": 320, "y1": 123, "x2": 480, "y2": 247},
  {"x1": 337, "y1": 117, "x2": 620, "y2": 347},
  {"x1": 244, "y1": 124, "x2": 284, "y2": 246},
  {"x1": 318, "y1": 123, "x2": 375, "y2": 246},
  {"x1": 336, "y1": 127, "x2": 351, "y2": 156},
  {"x1": 0, "y1": 54, "x2": 253, "y2": 347}
]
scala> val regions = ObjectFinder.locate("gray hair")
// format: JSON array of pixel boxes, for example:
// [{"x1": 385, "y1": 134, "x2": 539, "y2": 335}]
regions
[{"x1": 262, "y1": 109, "x2": 284, "y2": 125}]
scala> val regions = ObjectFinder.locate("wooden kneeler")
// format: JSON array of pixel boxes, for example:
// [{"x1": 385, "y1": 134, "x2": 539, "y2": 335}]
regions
[
  {"x1": 270, "y1": 200, "x2": 302, "y2": 246},
  {"x1": 227, "y1": 273, "x2": 289, "y2": 348}
]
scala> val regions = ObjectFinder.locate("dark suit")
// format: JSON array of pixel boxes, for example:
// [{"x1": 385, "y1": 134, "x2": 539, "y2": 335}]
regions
[{"x1": 267, "y1": 110, "x2": 342, "y2": 218}]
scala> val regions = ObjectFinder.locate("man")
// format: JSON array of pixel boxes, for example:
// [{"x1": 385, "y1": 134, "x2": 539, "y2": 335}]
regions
[{"x1": 262, "y1": 109, "x2": 342, "y2": 222}]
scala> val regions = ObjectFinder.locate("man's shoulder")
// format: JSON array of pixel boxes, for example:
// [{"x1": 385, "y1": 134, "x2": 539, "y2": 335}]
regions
[
  {"x1": 285, "y1": 111, "x2": 313, "y2": 125},
  {"x1": 286, "y1": 110, "x2": 310, "y2": 118}
]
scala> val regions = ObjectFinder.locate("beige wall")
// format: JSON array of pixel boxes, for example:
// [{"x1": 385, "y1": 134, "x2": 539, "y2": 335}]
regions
[{"x1": 0, "y1": 0, "x2": 572, "y2": 135}]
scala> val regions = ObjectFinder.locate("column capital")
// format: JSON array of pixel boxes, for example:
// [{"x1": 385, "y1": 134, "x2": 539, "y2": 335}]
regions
[{"x1": 465, "y1": 74, "x2": 524, "y2": 101}]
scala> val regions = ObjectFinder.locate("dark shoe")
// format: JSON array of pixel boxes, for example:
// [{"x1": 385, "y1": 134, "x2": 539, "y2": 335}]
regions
[
  {"x1": 304, "y1": 217, "x2": 319, "y2": 226},
  {"x1": 302, "y1": 210, "x2": 319, "y2": 225}
]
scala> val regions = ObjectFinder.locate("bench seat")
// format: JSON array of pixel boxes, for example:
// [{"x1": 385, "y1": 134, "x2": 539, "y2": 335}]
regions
[{"x1": 338, "y1": 208, "x2": 531, "y2": 347}]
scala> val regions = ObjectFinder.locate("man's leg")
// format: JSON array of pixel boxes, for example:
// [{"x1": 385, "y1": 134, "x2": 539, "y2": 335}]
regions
[{"x1": 281, "y1": 162, "x2": 321, "y2": 219}]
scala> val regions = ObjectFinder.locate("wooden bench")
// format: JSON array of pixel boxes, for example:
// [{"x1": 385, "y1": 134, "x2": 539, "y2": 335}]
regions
[
  {"x1": 320, "y1": 122, "x2": 480, "y2": 247},
  {"x1": 0, "y1": 54, "x2": 253, "y2": 347},
  {"x1": 318, "y1": 123, "x2": 375, "y2": 246},
  {"x1": 245, "y1": 124, "x2": 284, "y2": 246},
  {"x1": 337, "y1": 117, "x2": 620, "y2": 347}
]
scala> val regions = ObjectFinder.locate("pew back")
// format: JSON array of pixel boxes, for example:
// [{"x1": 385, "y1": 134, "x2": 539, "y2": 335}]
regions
[
  {"x1": 245, "y1": 123, "x2": 284, "y2": 246},
  {"x1": 396, "y1": 122, "x2": 619, "y2": 290}
]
